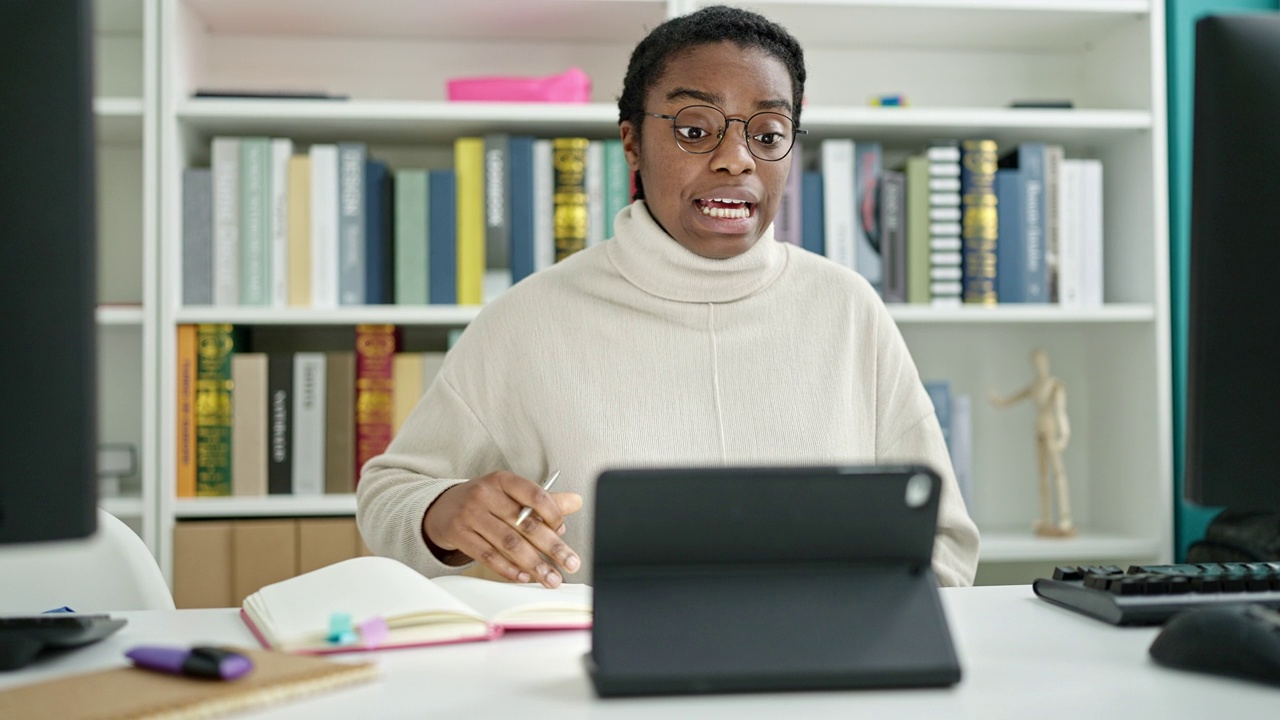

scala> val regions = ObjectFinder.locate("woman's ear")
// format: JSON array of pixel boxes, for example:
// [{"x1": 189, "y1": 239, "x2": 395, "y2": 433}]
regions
[{"x1": 620, "y1": 121, "x2": 641, "y2": 172}]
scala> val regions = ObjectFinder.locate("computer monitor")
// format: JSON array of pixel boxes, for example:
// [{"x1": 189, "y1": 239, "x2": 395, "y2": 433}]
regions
[
  {"x1": 1185, "y1": 14, "x2": 1280, "y2": 511},
  {"x1": 0, "y1": 0, "x2": 99, "y2": 544}
]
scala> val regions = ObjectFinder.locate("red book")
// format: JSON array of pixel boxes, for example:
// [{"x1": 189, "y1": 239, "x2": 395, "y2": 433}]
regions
[{"x1": 354, "y1": 324, "x2": 400, "y2": 487}]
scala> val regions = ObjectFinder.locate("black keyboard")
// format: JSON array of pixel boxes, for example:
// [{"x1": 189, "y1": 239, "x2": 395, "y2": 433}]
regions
[
  {"x1": 1032, "y1": 563, "x2": 1280, "y2": 626},
  {"x1": 0, "y1": 614, "x2": 127, "y2": 671}
]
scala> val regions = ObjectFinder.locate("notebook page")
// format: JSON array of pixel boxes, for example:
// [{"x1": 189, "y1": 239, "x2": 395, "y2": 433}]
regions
[
  {"x1": 248, "y1": 557, "x2": 485, "y2": 644},
  {"x1": 432, "y1": 575, "x2": 592, "y2": 627}
]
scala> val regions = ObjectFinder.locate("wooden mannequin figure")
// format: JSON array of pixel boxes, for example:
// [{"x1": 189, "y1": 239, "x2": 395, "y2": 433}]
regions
[{"x1": 989, "y1": 348, "x2": 1076, "y2": 537}]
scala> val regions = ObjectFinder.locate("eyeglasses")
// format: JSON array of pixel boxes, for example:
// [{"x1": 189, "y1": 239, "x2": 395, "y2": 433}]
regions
[{"x1": 644, "y1": 105, "x2": 806, "y2": 162}]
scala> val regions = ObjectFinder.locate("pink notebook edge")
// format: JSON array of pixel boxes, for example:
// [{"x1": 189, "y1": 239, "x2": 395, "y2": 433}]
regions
[{"x1": 238, "y1": 607, "x2": 503, "y2": 656}]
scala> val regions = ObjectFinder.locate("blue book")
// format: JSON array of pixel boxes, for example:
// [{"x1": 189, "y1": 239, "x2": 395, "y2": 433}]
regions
[
  {"x1": 998, "y1": 143, "x2": 1048, "y2": 303},
  {"x1": 923, "y1": 380, "x2": 953, "y2": 458},
  {"x1": 995, "y1": 168, "x2": 1026, "y2": 303},
  {"x1": 508, "y1": 136, "x2": 536, "y2": 284},
  {"x1": 428, "y1": 169, "x2": 457, "y2": 305},
  {"x1": 363, "y1": 160, "x2": 393, "y2": 304},
  {"x1": 801, "y1": 170, "x2": 824, "y2": 255}
]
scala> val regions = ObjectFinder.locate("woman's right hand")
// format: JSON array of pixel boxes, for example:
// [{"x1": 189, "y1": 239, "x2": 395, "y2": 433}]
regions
[{"x1": 422, "y1": 471, "x2": 583, "y2": 588}]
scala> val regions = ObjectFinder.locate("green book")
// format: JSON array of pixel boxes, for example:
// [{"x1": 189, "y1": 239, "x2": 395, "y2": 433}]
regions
[
  {"x1": 239, "y1": 137, "x2": 272, "y2": 306},
  {"x1": 195, "y1": 323, "x2": 239, "y2": 496},
  {"x1": 603, "y1": 139, "x2": 629, "y2": 240},
  {"x1": 394, "y1": 169, "x2": 429, "y2": 305},
  {"x1": 905, "y1": 155, "x2": 931, "y2": 305}
]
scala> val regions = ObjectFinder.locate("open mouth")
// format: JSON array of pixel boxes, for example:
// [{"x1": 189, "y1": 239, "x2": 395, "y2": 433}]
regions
[{"x1": 695, "y1": 198, "x2": 755, "y2": 220}]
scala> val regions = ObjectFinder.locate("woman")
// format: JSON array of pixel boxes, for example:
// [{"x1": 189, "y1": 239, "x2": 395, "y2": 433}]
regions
[{"x1": 357, "y1": 5, "x2": 980, "y2": 588}]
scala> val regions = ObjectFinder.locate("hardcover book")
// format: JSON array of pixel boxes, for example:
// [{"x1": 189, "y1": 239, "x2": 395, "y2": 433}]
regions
[
  {"x1": 552, "y1": 137, "x2": 589, "y2": 262},
  {"x1": 195, "y1": 324, "x2": 238, "y2": 496},
  {"x1": 960, "y1": 139, "x2": 999, "y2": 305},
  {"x1": 354, "y1": 325, "x2": 399, "y2": 486}
]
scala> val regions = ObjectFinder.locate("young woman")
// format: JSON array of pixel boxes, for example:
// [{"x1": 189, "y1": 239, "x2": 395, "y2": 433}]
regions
[{"x1": 357, "y1": 5, "x2": 980, "y2": 588}]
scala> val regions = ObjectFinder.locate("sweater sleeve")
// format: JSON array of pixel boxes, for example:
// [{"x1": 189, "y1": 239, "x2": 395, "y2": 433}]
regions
[
  {"x1": 872, "y1": 303, "x2": 981, "y2": 587},
  {"x1": 355, "y1": 375, "x2": 507, "y2": 578}
]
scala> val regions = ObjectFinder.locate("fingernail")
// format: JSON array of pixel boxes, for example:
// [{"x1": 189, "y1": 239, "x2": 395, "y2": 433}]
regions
[
  {"x1": 547, "y1": 571, "x2": 562, "y2": 587},
  {"x1": 564, "y1": 555, "x2": 580, "y2": 572},
  {"x1": 557, "y1": 524, "x2": 566, "y2": 536},
  {"x1": 517, "y1": 572, "x2": 531, "y2": 583}
]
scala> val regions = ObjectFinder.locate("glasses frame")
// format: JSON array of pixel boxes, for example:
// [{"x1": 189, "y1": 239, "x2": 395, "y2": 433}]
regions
[{"x1": 644, "y1": 104, "x2": 807, "y2": 162}]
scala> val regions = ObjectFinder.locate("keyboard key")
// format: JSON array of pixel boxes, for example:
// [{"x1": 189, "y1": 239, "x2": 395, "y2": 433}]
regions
[{"x1": 1053, "y1": 565, "x2": 1084, "y2": 582}]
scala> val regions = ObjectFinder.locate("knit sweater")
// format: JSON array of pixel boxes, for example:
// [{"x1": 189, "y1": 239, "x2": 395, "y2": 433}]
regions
[{"x1": 356, "y1": 201, "x2": 980, "y2": 586}]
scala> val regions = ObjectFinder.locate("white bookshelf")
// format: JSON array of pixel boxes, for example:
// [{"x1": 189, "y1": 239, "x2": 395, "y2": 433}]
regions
[{"x1": 151, "y1": 0, "x2": 1172, "y2": 584}]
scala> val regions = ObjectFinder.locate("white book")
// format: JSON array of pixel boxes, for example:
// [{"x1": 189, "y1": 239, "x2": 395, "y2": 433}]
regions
[
  {"x1": 930, "y1": 192, "x2": 961, "y2": 207},
  {"x1": 270, "y1": 138, "x2": 293, "y2": 308},
  {"x1": 930, "y1": 237, "x2": 963, "y2": 252},
  {"x1": 291, "y1": 352, "x2": 327, "y2": 496},
  {"x1": 532, "y1": 139, "x2": 555, "y2": 272},
  {"x1": 585, "y1": 140, "x2": 606, "y2": 248},
  {"x1": 1081, "y1": 160, "x2": 1105, "y2": 307},
  {"x1": 241, "y1": 557, "x2": 592, "y2": 654},
  {"x1": 822, "y1": 138, "x2": 857, "y2": 271},
  {"x1": 309, "y1": 144, "x2": 339, "y2": 309},
  {"x1": 1057, "y1": 160, "x2": 1084, "y2": 307},
  {"x1": 211, "y1": 137, "x2": 240, "y2": 307},
  {"x1": 930, "y1": 207, "x2": 962, "y2": 221},
  {"x1": 928, "y1": 177, "x2": 961, "y2": 192},
  {"x1": 927, "y1": 145, "x2": 961, "y2": 162},
  {"x1": 930, "y1": 223, "x2": 962, "y2": 237},
  {"x1": 422, "y1": 351, "x2": 446, "y2": 392},
  {"x1": 930, "y1": 266, "x2": 964, "y2": 281}
]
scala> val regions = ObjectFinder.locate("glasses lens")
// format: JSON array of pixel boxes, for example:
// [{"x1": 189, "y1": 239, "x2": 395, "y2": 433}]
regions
[
  {"x1": 672, "y1": 106, "x2": 725, "y2": 152},
  {"x1": 746, "y1": 112, "x2": 794, "y2": 161}
]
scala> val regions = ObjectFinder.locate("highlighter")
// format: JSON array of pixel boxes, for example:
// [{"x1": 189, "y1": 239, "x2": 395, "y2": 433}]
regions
[{"x1": 126, "y1": 645, "x2": 253, "y2": 680}]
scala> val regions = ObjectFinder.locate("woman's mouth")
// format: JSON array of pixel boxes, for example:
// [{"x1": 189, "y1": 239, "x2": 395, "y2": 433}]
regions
[{"x1": 695, "y1": 198, "x2": 755, "y2": 219}]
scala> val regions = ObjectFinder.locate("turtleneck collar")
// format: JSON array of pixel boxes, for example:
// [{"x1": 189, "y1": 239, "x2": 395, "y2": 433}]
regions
[{"x1": 604, "y1": 201, "x2": 789, "y2": 303}]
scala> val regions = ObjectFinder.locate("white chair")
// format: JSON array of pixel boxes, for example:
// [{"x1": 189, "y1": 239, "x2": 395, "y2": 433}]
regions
[{"x1": 0, "y1": 509, "x2": 174, "y2": 614}]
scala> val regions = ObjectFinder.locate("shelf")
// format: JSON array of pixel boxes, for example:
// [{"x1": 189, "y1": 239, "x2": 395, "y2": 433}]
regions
[
  {"x1": 888, "y1": 304, "x2": 1155, "y2": 324},
  {"x1": 176, "y1": 99, "x2": 1151, "y2": 146},
  {"x1": 95, "y1": 97, "x2": 145, "y2": 144},
  {"x1": 97, "y1": 306, "x2": 146, "y2": 326},
  {"x1": 175, "y1": 305, "x2": 481, "y2": 326},
  {"x1": 175, "y1": 495, "x2": 357, "y2": 518},
  {"x1": 101, "y1": 496, "x2": 145, "y2": 518},
  {"x1": 979, "y1": 528, "x2": 1163, "y2": 563}
]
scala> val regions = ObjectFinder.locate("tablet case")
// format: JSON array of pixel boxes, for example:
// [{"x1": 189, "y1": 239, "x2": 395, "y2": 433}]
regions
[{"x1": 587, "y1": 465, "x2": 961, "y2": 697}]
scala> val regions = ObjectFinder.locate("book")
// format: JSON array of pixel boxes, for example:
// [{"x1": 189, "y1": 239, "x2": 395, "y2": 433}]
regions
[
  {"x1": 905, "y1": 155, "x2": 931, "y2": 304},
  {"x1": 231, "y1": 353, "x2": 268, "y2": 496},
  {"x1": 291, "y1": 352, "x2": 327, "y2": 496},
  {"x1": 239, "y1": 137, "x2": 271, "y2": 306},
  {"x1": 195, "y1": 324, "x2": 238, "y2": 496},
  {"x1": 552, "y1": 137, "x2": 589, "y2": 262},
  {"x1": 960, "y1": 139, "x2": 999, "y2": 305},
  {"x1": 854, "y1": 141, "x2": 883, "y2": 291},
  {"x1": 602, "y1": 138, "x2": 629, "y2": 239},
  {"x1": 508, "y1": 135, "x2": 536, "y2": 284},
  {"x1": 879, "y1": 168, "x2": 907, "y2": 303},
  {"x1": 324, "y1": 351, "x2": 357, "y2": 494},
  {"x1": 337, "y1": 142, "x2": 367, "y2": 306},
  {"x1": 455, "y1": 137, "x2": 486, "y2": 305},
  {"x1": 181, "y1": 167, "x2": 213, "y2": 305},
  {"x1": 532, "y1": 139, "x2": 555, "y2": 272},
  {"x1": 997, "y1": 143, "x2": 1049, "y2": 302},
  {"x1": 800, "y1": 169, "x2": 824, "y2": 255},
  {"x1": 286, "y1": 154, "x2": 312, "y2": 307},
  {"x1": 994, "y1": 168, "x2": 1027, "y2": 303},
  {"x1": 241, "y1": 556, "x2": 593, "y2": 654},
  {"x1": 0, "y1": 647, "x2": 376, "y2": 720},
  {"x1": 309, "y1": 143, "x2": 339, "y2": 308},
  {"x1": 354, "y1": 324, "x2": 399, "y2": 486},
  {"x1": 393, "y1": 168, "x2": 429, "y2": 305},
  {"x1": 269, "y1": 138, "x2": 293, "y2": 307},
  {"x1": 585, "y1": 139, "x2": 606, "y2": 247},
  {"x1": 821, "y1": 138, "x2": 856, "y2": 271},
  {"x1": 427, "y1": 169, "x2": 458, "y2": 305},
  {"x1": 211, "y1": 137, "x2": 240, "y2": 306},
  {"x1": 363, "y1": 158, "x2": 393, "y2": 305},
  {"x1": 175, "y1": 325, "x2": 198, "y2": 498},
  {"x1": 267, "y1": 352, "x2": 293, "y2": 495},
  {"x1": 927, "y1": 141, "x2": 963, "y2": 306}
]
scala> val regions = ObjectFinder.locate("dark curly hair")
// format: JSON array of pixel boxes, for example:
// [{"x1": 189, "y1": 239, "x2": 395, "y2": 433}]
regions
[{"x1": 617, "y1": 5, "x2": 806, "y2": 201}]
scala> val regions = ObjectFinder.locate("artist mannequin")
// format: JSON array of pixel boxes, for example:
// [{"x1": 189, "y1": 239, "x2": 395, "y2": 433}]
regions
[{"x1": 989, "y1": 348, "x2": 1075, "y2": 537}]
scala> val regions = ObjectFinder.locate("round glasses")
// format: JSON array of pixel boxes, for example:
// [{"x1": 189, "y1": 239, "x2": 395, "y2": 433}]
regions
[{"x1": 644, "y1": 105, "x2": 806, "y2": 162}]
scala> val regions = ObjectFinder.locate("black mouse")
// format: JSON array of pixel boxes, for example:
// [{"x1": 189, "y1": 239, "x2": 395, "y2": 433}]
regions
[{"x1": 1149, "y1": 604, "x2": 1280, "y2": 686}]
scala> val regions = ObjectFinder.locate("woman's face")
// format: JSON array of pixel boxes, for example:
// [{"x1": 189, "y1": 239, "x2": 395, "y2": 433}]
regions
[{"x1": 620, "y1": 42, "x2": 795, "y2": 259}]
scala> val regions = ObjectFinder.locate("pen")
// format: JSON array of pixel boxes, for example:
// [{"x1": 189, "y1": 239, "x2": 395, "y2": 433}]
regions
[{"x1": 515, "y1": 469, "x2": 560, "y2": 527}]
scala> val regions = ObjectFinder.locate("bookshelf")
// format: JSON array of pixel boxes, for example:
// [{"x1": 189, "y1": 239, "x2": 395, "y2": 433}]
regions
[
  {"x1": 94, "y1": 0, "x2": 159, "y2": 556},
  {"x1": 150, "y1": 0, "x2": 1172, "y2": 585}
]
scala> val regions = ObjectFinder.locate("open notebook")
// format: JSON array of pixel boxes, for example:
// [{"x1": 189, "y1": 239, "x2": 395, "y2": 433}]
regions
[{"x1": 241, "y1": 556, "x2": 592, "y2": 654}]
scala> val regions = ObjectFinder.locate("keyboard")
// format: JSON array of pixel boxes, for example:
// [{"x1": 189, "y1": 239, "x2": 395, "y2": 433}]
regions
[
  {"x1": 1032, "y1": 563, "x2": 1280, "y2": 626},
  {"x1": 0, "y1": 614, "x2": 126, "y2": 671}
]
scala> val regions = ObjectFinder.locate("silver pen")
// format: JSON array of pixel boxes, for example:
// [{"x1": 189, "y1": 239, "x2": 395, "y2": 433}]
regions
[{"x1": 515, "y1": 469, "x2": 560, "y2": 526}]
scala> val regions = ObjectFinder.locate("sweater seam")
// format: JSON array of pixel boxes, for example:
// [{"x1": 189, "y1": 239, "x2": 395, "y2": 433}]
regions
[
  {"x1": 437, "y1": 373, "x2": 515, "y2": 472},
  {"x1": 879, "y1": 410, "x2": 937, "y2": 459}
]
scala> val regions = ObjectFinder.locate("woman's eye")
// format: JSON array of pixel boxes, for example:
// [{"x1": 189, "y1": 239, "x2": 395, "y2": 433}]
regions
[
  {"x1": 677, "y1": 126, "x2": 710, "y2": 141},
  {"x1": 753, "y1": 133, "x2": 782, "y2": 146}
]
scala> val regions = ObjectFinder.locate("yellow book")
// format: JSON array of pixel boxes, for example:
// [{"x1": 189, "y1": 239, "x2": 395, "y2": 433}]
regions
[
  {"x1": 175, "y1": 325, "x2": 197, "y2": 498},
  {"x1": 454, "y1": 137, "x2": 485, "y2": 305},
  {"x1": 391, "y1": 352, "x2": 424, "y2": 435},
  {"x1": 287, "y1": 155, "x2": 312, "y2": 307}
]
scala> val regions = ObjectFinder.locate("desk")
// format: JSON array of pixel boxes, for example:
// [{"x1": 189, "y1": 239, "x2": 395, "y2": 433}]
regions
[{"x1": 1, "y1": 585, "x2": 1275, "y2": 718}]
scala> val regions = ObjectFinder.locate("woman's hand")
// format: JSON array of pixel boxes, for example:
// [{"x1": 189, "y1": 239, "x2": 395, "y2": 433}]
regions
[{"x1": 422, "y1": 471, "x2": 583, "y2": 588}]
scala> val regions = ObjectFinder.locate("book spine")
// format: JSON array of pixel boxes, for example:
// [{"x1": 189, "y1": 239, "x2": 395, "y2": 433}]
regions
[
  {"x1": 927, "y1": 141, "x2": 963, "y2": 306},
  {"x1": 239, "y1": 137, "x2": 271, "y2": 306},
  {"x1": 854, "y1": 142, "x2": 883, "y2": 290},
  {"x1": 291, "y1": 352, "x2": 327, "y2": 496},
  {"x1": 211, "y1": 137, "x2": 240, "y2": 306},
  {"x1": 355, "y1": 324, "x2": 400, "y2": 487},
  {"x1": 394, "y1": 169, "x2": 429, "y2": 305},
  {"x1": 483, "y1": 133, "x2": 511, "y2": 269},
  {"x1": 267, "y1": 352, "x2": 293, "y2": 495},
  {"x1": 994, "y1": 168, "x2": 1027, "y2": 303},
  {"x1": 195, "y1": 324, "x2": 237, "y2": 497},
  {"x1": 455, "y1": 137, "x2": 486, "y2": 305},
  {"x1": 391, "y1": 353, "x2": 425, "y2": 436},
  {"x1": 269, "y1": 138, "x2": 293, "y2": 307},
  {"x1": 309, "y1": 144, "x2": 340, "y2": 308},
  {"x1": 363, "y1": 159, "x2": 392, "y2": 304},
  {"x1": 287, "y1": 155, "x2": 312, "y2": 307},
  {"x1": 879, "y1": 169, "x2": 907, "y2": 303},
  {"x1": 800, "y1": 170, "x2": 824, "y2": 256},
  {"x1": 337, "y1": 142, "x2": 367, "y2": 306},
  {"x1": 428, "y1": 170, "x2": 458, "y2": 305},
  {"x1": 585, "y1": 139, "x2": 606, "y2": 248},
  {"x1": 532, "y1": 139, "x2": 555, "y2": 272},
  {"x1": 905, "y1": 155, "x2": 930, "y2": 304},
  {"x1": 602, "y1": 138, "x2": 629, "y2": 239},
  {"x1": 960, "y1": 139, "x2": 999, "y2": 305},
  {"x1": 1045, "y1": 144, "x2": 1064, "y2": 303},
  {"x1": 552, "y1": 137, "x2": 589, "y2": 262},
  {"x1": 182, "y1": 167, "x2": 213, "y2": 306},
  {"x1": 324, "y1": 351, "x2": 357, "y2": 494},
  {"x1": 175, "y1": 325, "x2": 197, "y2": 498},
  {"x1": 923, "y1": 379, "x2": 953, "y2": 457},
  {"x1": 231, "y1": 353, "x2": 269, "y2": 496},
  {"x1": 1082, "y1": 160, "x2": 1105, "y2": 307},
  {"x1": 508, "y1": 136, "x2": 536, "y2": 284},
  {"x1": 821, "y1": 138, "x2": 856, "y2": 271}
]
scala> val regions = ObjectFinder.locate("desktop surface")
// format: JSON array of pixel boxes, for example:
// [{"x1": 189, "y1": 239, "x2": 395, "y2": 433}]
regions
[{"x1": 1, "y1": 585, "x2": 1276, "y2": 718}]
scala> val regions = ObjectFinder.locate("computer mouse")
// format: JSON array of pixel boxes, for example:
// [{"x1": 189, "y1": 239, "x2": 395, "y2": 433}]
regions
[{"x1": 1149, "y1": 603, "x2": 1280, "y2": 686}]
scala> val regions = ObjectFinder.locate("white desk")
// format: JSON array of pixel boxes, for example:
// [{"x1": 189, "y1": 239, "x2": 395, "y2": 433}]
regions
[{"x1": 1, "y1": 585, "x2": 1275, "y2": 718}]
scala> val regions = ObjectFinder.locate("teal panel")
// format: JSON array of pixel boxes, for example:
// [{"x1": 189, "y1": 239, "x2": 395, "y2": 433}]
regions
[{"x1": 1167, "y1": 0, "x2": 1278, "y2": 560}]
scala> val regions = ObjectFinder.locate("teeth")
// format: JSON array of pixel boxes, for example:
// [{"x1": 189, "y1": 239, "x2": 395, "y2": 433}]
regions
[{"x1": 698, "y1": 199, "x2": 752, "y2": 219}]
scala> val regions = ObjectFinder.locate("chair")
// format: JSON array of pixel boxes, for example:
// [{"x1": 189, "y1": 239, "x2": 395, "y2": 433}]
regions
[{"x1": 0, "y1": 509, "x2": 175, "y2": 614}]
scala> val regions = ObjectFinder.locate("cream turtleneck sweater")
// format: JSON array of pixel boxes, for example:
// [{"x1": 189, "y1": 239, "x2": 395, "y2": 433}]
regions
[{"x1": 356, "y1": 201, "x2": 980, "y2": 586}]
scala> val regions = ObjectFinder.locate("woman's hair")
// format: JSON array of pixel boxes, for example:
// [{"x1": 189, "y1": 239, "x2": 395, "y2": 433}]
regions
[{"x1": 617, "y1": 5, "x2": 807, "y2": 200}]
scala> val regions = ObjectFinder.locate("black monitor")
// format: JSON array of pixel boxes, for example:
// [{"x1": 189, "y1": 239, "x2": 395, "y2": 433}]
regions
[
  {"x1": 1185, "y1": 14, "x2": 1280, "y2": 510},
  {"x1": 0, "y1": 0, "x2": 99, "y2": 544}
]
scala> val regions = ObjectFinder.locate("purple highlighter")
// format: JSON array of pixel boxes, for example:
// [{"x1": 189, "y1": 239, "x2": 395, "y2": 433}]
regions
[{"x1": 126, "y1": 645, "x2": 254, "y2": 680}]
